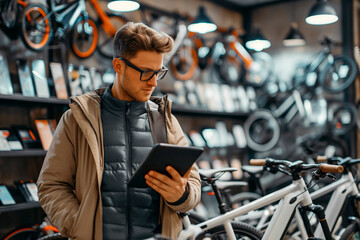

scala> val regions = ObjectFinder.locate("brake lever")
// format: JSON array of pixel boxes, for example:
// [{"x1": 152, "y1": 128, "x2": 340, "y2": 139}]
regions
[{"x1": 326, "y1": 173, "x2": 337, "y2": 181}]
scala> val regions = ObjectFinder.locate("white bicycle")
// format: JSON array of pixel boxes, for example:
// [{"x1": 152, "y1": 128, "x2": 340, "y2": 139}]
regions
[{"x1": 178, "y1": 158, "x2": 343, "y2": 240}]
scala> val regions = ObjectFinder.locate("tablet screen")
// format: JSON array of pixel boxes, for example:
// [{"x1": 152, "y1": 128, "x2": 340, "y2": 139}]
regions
[{"x1": 128, "y1": 143, "x2": 203, "y2": 188}]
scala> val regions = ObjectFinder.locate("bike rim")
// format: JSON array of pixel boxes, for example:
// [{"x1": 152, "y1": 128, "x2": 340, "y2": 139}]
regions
[
  {"x1": 72, "y1": 18, "x2": 98, "y2": 58},
  {"x1": 22, "y1": 6, "x2": 50, "y2": 50}
]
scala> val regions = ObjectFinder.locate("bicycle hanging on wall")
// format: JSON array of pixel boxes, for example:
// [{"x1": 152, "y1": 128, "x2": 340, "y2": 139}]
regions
[{"x1": 19, "y1": 0, "x2": 129, "y2": 58}]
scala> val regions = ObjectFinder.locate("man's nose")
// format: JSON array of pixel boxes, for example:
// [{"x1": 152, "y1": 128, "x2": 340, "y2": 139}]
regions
[{"x1": 147, "y1": 74, "x2": 158, "y2": 87}]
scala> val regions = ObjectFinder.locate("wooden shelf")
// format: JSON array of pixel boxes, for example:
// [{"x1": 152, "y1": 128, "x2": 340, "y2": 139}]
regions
[
  {"x1": 0, "y1": 94, "x2": 69, "y2": 105},
  {"x1": 0, "y1": 202, "x2": 41, "y2": 213},
  {"x1": 0, "y1": 149, "x2": 47, "y2": 158},
  {"x1": 172, "y1": 105, "x2": 249, "y2": 118}
]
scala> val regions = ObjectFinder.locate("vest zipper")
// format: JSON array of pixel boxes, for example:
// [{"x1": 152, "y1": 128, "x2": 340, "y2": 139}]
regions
[{"x1": 125, "y1": 103, "x2": 131, "y2": 239}]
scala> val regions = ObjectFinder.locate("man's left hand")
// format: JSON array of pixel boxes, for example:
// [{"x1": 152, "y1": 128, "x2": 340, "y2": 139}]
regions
[{"x1": 145, "y1": 166, "x2": 190, "y2": 203}]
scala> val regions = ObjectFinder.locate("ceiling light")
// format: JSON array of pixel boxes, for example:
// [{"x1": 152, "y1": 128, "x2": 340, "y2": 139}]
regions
[
  {"x1": 107, "y1": 0, "x2": 140, "y2": 12},
  {"x1": 188, "y1": 6, "x2": 217, "y2": 34},
  {"x1": 245, "y1": 29, "x2": 271, "y2": 52},
  {"x1": 283, "y1": 22, "x2": 306, "y2": 47},
  {"x1": 305, "y1": 0, "x2": 338, "y2": 25}
]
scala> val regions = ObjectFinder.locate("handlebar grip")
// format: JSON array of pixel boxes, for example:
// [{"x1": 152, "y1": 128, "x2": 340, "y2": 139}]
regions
[
  {"x1": 250, "y1": 159, "x2": 266, "y2": 166},
  {"x1": 316, "y1": 156, "x2": 327, "y2": 163},
  {"x1": 320, "y1": 164, "x2": 344, "y2": 173}
]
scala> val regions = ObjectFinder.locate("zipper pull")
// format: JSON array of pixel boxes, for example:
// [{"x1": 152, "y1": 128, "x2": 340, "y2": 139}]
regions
[{"x1": 126, "y1": 102, "x2": 131, "y2": 115}]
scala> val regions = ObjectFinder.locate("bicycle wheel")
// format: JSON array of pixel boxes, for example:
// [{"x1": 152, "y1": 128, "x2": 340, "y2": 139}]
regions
[
  {"x1": 20, "y1": 3, "x2": 51, "y2": 51},
  {"x1": 319, "y1": 55, "x2": 357, "y2": 93},
  {"x1": 3, "y1": 227, "x2": 39, "y2": 240},
  {"x1": 97, "y1": 13, "x2": 128, "y2": 59},
  {"x1": 196, "y1": 221, "x2": 263, "y2": 240},
  {"x1": 339, "y1": 222, "x2": 360, "y2": 240},
  {"x1": 246, "y1": 52, "x2": 273, "y2": 87},
  {"x1": 71, "y1": 16, "x2": 98, "y2": 59},
  {"x1": 328, "y1": 103, "x2": 357, "y2": 136},
  {"x1": 244, "y1": 110, "x2": 280, "y2": 152},
  {"x1": 0, "y1": 0, "x2": 21, "y2": 40},
  {"x1": 170, "y1": 38, "x2": 198, "y2": 81}
]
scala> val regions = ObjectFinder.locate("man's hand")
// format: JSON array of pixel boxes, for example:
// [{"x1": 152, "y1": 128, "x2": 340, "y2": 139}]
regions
[{"x1": 145, "y1": 166, "x2": 191, "y2": 203}]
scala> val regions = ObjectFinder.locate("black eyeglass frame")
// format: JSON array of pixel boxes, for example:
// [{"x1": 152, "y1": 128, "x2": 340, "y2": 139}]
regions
[{"x1": 118, "y1": 58, "x2": 168, "y2": 81}]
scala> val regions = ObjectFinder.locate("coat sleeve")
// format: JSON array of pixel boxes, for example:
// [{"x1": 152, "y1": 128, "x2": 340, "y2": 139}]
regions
[
  {"x1": 165, "y1": 114, "x2": 201, "y2": 213},
  {"x1": 37, "y1": 110, "x2": 79, "y2": 238}
]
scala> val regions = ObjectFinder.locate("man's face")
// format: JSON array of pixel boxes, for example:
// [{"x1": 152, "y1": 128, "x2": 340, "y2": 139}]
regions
[{"x1": 113, "y1": 50, "x2": 163, "y2": 102}]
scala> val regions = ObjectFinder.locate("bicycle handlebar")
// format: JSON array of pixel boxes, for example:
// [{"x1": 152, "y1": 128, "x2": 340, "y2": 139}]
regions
[
  {"x1": 316, "y1": 156, "x2": 360, "y2": 168},
  {"x1": 319, "y1": 164, "x2": 344, "y2": 173},
  {"x1": 249, "y1": 159, "x2": 266, "y2": 166},
  {"x1": 250, "y1": 158, "x2": 344, "y2": 174}
]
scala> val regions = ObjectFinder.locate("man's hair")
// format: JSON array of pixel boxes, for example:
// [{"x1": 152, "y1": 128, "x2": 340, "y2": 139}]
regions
[{"x1": 113, "y1": 22, "x2": 174, "y2": 59}]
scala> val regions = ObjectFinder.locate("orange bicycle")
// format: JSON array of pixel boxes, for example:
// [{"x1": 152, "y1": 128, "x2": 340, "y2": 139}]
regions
[{"x1": 20, "y1": 0, "x2": 127, "y2": 58}]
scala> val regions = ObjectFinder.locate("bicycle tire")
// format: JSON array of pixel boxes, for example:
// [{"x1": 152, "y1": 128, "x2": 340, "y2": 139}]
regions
[
  {"x1": 97, "y1": 13, "x2": 128, "y2": 59},
  {"x1": 71, "y1": 16, "x2": 98, "y2": 59},
  {"x1": 328, "y1": 103, "x2": 357, "y2": 136},
  {"x1": 230, "y1": 192, "x2": 262, "y2": 208},
  {"x1": 3, "y1": 227, "x2": 39, "y2": 240},
  {"x1": 319, "y1": 55, "x2": 357, "y2": 93},
  {"x1": 20, "y1": 3, "x2": 51, "y2": 51},
  {"x1": 0, "y1": 0, "x2": 21, "y2": 40},
  {"x1": 339, "y1": 222, "x2": 360, "y2": 240},
  {"x1": 36, "y1": 233, "x2": 67, "y2": 240},
  {"x1": 245, "y1": 52, "x2": 273, "y2": 87},
  {"x1": 244, "y1": 110, "x2": 280, "y2": 152},
  {"x1": 170, "y1": 38, "x2": 198, "y2": 81},
  {"x1": 195, "y1": 221, "x2": 263, "y2": 240}
]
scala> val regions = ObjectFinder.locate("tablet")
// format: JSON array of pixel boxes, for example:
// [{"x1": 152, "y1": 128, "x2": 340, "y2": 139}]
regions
[{"x1": 128, "y1": 143, "x2": 204, "y2": 188}]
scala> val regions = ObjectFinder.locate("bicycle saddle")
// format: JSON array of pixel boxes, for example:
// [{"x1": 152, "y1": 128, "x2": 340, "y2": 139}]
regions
[
  {"x1": 198, "y1": 167, "x2": 238, "y2": 180},
  {"x1": 241, "y1": 165, "x2": 263, "y2": 175}
]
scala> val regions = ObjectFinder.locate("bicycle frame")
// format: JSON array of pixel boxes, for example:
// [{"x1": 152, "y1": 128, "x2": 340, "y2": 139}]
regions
[
  {"x1": 234, "y1": 168, "x2": 359, "y2": 239},
  {"x1": 306, "y1": 46, "x2": 331, "y2": 73},
  {"x1": 48, "y1": 0, "x2": 85, "y2": 30},
  {"x1": 179, "y1": 177, "x2": 318, "y2": 240},
  {"x1": 312, "y1": 171, "x2": 359, "y2": 238}
]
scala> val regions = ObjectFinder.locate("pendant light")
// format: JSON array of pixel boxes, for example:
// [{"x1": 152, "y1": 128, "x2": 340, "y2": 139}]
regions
[
  {"x1": 245, "y1": 28, "x2": 271, "y2": 52},
  {"x1": 305, "y1": 0, "x2": 338, "y2": 25},
  {"x1": 188, "y1": 6, "x2": 217, "y2": 34},
  {"x1": 107, "y1": 0, "x2": 140, "y2": 12},
  {"x1": 283, "y1": 22, "x2": 306, "y2": 47}
]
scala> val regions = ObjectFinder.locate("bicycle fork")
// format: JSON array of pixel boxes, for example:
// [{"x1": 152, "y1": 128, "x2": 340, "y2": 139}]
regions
[{"x1": 299, "y1": 204, "x2": 332, "y2": 240}]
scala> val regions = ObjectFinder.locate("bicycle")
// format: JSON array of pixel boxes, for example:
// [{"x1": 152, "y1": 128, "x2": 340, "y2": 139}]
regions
[
  {"x1": 178, "y1": 158, "x2": 343, "y2": 240},
  {"x1": 3, "y1": 216, "x2": 67, "y2": 240},
  {"x1": 292, "y1": 36, "x2": 357, "y2": 93},
  {"x1": 0, "y1": 0, "x2": 28, "y2": 40},
  {"x1": 19, "y1": 0, "x2": 128, "y2": 59}
]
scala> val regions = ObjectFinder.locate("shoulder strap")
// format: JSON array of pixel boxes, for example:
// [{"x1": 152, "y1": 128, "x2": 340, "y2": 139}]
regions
[{"x1": 147, "y1": 100, "x2": 168, "y2": 144}]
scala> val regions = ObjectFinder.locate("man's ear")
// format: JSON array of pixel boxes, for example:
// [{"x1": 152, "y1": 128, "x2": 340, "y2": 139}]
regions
[{"x1": 113, "y1": 58, "x2": 123, "y2": 74}]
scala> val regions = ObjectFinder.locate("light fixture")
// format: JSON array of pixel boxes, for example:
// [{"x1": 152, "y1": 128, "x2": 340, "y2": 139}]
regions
[
  {"x1": 305, "y1": 0, "x2": 338, "y2": 25},
  {"x1": 245, "y1": 28, "x2": 271, "y2": 52},
  {"x1": 107, "y1": 0, "x2": 140, "y2": 12},
  {"x1": 283, "y1": 22, "x2": 306, "y2": 47},
  {"x1": 188, "y1": 6, "x2": 217, "y2": 34}
]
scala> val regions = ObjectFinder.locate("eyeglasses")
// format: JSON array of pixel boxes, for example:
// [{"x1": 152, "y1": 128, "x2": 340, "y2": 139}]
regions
[{"x1": 118, "y1": 58, "x2": 168, "y2": 81}]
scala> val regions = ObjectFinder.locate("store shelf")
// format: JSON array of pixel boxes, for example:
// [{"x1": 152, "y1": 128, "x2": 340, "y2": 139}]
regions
[
  {"x1": 0, "y1": 149, "x2": 47, "y2": 158},
  {"x1": 0, "y1": 202, "x2": 41, "y2": 213},
  {"x1": 172, "y1": 105, "x2": 248, "y2": 118},
  {"x1": 0, "y1": 94, "x2": 69, "y2": 105}
]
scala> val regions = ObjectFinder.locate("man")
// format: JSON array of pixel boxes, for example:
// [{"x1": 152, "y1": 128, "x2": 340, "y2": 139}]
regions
[{"x1": 37, "y1": 22, "x2": 201, "y2": 240}]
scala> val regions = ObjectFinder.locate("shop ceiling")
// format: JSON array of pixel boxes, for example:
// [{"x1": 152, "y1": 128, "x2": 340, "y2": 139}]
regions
[{"x1": 209, "y1": 0, "x2": 301, "y2": 11}]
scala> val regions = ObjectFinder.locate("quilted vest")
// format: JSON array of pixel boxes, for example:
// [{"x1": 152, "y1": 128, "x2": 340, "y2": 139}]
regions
[{"x1": 100, "y1": 86, "x2": 160, "y2": 240}]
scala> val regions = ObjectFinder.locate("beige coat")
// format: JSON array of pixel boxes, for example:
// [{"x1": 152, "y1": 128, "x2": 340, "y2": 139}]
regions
[{"x1": 37, "y1": 89, "x2": 201, "y2": 240}]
